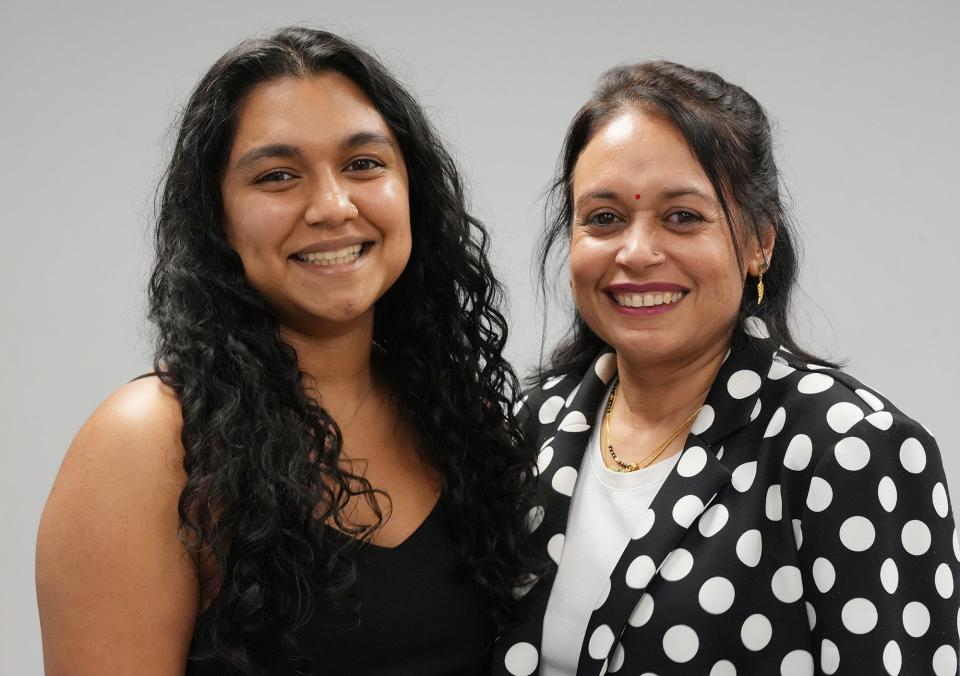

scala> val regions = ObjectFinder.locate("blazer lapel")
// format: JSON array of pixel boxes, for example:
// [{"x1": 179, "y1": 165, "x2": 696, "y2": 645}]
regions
[
  {"x1": 493, "y1": 350, "x2": 618, "y2": 675},
  {"x1": 573, "y1": 334, "x2": 776, "y2": 675},
  {"x1": 573, "y1": 435, "x2": 731, "y2": 674}
]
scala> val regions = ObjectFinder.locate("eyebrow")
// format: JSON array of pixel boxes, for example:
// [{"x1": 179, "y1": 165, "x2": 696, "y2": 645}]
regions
[
  {"x1": 339, "y1": 130, "x2": 395, "y2": 153},
  {"x1": 574, "y1": 186, "x2": 711, "y2": 207},
  {"x1": 574, "y1": 190, "x2": 618, "y2": 208},
  {"x1": 234, "y1": 143, "x2": 301, "y2": 170},
  {"x1": 662, "y1": 187, "x2": 711, "y2": 200},
  {"x1": 232, "y1": 131, "x2": 396, "y2": 171}
]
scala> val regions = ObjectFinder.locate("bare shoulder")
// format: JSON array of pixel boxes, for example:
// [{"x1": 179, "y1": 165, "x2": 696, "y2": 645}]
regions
[{"x1": 37, "y1": 376, "x2": 198, "y2": 675}]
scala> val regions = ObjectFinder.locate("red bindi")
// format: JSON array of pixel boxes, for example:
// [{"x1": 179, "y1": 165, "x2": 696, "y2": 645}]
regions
[{"x1": 634, "y1": 193, "x2": 641, "y2": 200}]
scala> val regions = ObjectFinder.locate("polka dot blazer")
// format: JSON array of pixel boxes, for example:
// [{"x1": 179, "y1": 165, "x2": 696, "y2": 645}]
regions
[{"x1": 494, "y1": 322, "x2": 960, "y2": 676}]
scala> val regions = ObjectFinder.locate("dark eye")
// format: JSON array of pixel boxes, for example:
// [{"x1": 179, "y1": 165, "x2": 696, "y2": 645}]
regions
[
  {"x1": 586, "y1": 211, "x2": 620, "y2": 226},
  {"x1": 346, "y1": 158, "x2": 383, "y2": 172},
  {"x1": 255, "y1": 170, "x2": 297, "y2": 184},
  {"x1": 668, "y1": 210, "x2": 702, "y2": 226}
]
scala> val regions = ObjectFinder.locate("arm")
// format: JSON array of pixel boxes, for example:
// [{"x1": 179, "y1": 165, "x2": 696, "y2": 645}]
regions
[
  {"x1": 798, "y1": 413, "x2": 959, "y2": 674},
  {"x1": 36, "y1": 377, "x2": 199, "y2": 675}
]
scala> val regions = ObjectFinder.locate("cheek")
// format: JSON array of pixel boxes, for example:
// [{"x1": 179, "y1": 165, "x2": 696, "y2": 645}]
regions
[
  {"x1": 225, "y1": 198, "x2": 296, "y2": 259},
  {"x1": 690, "y1": 242, "x2": 745, "y2": 304},
  {"x1": 569, "y1": 234, "x2": 609, "y2": 283}
]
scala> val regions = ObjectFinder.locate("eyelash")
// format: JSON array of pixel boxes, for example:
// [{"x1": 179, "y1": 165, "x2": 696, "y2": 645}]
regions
[
  {"x1": 254, "y1": 170, "x2": 297, "y2": 184},
  {"x1": 346, "y1": 157, "x2": 384, "y2": 172},
  {"x1": 668, "y1": 210, "x2": 703, "y2": 226},
  {"x1": 584, "y1": 210, "x2": 621, "y2": 227},
  {"x1": 581, "y1": 209, "x2": 704, "y2": 228}
]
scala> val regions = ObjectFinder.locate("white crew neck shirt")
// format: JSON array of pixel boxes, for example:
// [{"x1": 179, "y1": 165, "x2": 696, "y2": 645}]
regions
[{"x1": 540, "y1": 384, "x2": 679, "y2": 675}]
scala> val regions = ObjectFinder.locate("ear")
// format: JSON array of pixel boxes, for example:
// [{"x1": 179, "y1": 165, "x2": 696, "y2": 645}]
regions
[{"x1": 747, "y1": 224, "x2": 776, "y2": 277}]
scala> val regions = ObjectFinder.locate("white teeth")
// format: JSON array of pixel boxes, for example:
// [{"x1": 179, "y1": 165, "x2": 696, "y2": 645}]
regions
[
  {"x1": 295, "y1": 244, "x2": 362, "y2": 266},
  {"x1": 613, "y1": 291, "x2": 685, "y2": 308}
]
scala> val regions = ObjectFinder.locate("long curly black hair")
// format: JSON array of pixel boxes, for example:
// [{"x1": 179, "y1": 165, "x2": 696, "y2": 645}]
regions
[
  {"x1": 537, "y1": 60, "x2": 834, "y2": 383},
  {"x1": 148, "y1": 26, "x2": 536, "y2": 674}
]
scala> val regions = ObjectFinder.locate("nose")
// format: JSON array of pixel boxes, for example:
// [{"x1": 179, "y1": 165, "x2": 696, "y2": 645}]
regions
[
  {"x1": 614, "y1": 220, "x2": 665, "y2": 269},
  {"x1": 303, "y1": 169, "x2": 358, "y2": 226}
]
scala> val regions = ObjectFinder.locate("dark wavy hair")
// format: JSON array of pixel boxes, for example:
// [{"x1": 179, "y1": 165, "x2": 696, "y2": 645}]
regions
[
  {"x1": 148, "y1": 26, "x2": 535, "y2": 674},
  {"x1": 538, "y1": 60, "x2": 833, "y2": 382}
]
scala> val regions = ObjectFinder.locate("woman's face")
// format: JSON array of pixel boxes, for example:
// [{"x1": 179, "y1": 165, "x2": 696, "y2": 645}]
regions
[
  {"x1": 569, "y1": 109, "x2": 768, "y2": 367},
  {"x1": 221, "y1": 73, "x2": 412, "y2": 336}
]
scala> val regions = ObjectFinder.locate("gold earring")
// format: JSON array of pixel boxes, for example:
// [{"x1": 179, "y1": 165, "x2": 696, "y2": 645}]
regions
[{"x1": 757, "y1": 261, "x2": 767, "y2": 305}]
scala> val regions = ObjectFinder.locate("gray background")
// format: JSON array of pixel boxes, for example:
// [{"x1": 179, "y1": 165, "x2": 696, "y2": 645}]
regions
[{"x1": 2, "y1": 1, "x2": 957, "y2": 672}]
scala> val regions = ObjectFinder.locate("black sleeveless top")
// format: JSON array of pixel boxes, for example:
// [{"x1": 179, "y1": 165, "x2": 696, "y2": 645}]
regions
[{"x1": 186, "y1": 500, "x2": 494, "y2": 675}]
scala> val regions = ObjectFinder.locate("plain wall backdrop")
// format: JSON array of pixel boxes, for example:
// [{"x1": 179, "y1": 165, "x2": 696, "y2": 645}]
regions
[{"x1": 2, "y1": 0, "x2": 957, "y2": 672}]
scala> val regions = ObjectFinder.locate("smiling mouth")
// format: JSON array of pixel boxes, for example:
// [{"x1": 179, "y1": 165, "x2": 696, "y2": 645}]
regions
[
  {"x1": 611, "y1": 290, "x2": 687, "y2": 308},
  {"x1": 292, "y1": 243, "x2": 365, "y2": 266}
]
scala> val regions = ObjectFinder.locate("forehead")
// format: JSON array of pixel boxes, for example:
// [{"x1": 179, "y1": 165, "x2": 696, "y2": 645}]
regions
[
  {"x1": 228, "y1": 72, "x2": 395, "y2": 154},
  {"x1": 573, "y1": 110, "x2": 712, "y2": 193}
]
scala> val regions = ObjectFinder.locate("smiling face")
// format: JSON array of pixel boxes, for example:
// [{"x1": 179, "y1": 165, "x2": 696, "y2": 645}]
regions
[
  {"x1": 220, "y1": 72, "x2": 412, "y2": 336},
  {"x1": 570, "y1": 108, "x2": 770, "y2": 367}
]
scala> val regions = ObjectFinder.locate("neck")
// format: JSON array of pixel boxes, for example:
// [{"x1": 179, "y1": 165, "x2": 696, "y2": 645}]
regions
[
  {"x1": 280, "y1": 315, "x2": 377, "y2": 424},
  {"x1": 614, "y1": 338, "x2": 730, "y2": 427}
]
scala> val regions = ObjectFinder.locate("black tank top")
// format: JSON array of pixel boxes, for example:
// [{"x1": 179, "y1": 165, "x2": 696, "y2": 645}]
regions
[{"x1": 187, "y1": 500, "x2": 494, "y2": 675}]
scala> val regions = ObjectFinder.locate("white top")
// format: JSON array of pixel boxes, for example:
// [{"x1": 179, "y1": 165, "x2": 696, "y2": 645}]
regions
[{"x1": 540, "y1": 385, "x2": 679, "y2": 676}]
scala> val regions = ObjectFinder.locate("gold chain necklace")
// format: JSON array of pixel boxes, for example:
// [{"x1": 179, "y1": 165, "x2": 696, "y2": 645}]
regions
[{"x1": 603, "y1": 380, "x2": 703, "y2": 472}]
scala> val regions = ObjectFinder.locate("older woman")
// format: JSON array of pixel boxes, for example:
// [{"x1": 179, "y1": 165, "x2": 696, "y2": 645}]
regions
[
  {"x1": 36, "y1": 28, "x2": 534, "y2": 675},
  {"x1": 495, "y1": 62, "x2": 959, "y2": 676}
]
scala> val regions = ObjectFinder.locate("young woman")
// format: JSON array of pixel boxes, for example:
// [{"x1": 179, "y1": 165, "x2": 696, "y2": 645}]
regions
[
  {"x1": 494, "y1": 61, "x2": 960, "y2": 675},
  {"x1": 37, "y1": 27, "x2": 535, "y2": 675}
]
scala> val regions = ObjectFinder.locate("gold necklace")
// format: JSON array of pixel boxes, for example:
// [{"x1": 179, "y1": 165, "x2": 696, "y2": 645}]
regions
[{"x1": 602, "y1": 380, "x2": 703, "y2": 472}]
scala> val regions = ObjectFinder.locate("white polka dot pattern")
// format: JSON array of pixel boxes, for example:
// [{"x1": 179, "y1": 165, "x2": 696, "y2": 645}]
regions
[
  {"x1": 878, "y1": 476, "x2": 898, "y2": 512},
  {"x1": 883, "y1": 640, "x2": 902, "y2": 675},
  {"x1": 538, "y1": 396, "x2": 564, "y2": 424},
  {"x1": 780, "y1": 649, "x2": 814, "y2": 676},
  {"x1": 771, "y1": 566, "x2": 804, "y2": 603},
  {"x1": 741, "y1": 613, "x2": 773, "y2": 651},
  {"x1": 728, "y1": 370, "x2": 762, "y2": 399},
  {"x1": 820, "y1": 639, "x2": 840, "y2": 674},
  {"x1": 691, "y1": 404, "x2": 715, "y2": 434},
  {"x1": 765, "y1": 407, "x2": 787, "y2": 438},
  {"x1": 934, "y1": 483, "x2": 950, "y2": 518},
  {"x1": 663, "y1": 625, "x2": 699, "y2": 663},
  {"x1": 881, "y1": 558, "x2": 899, "y2": 594},
  {"x1": 834, "y1": 436, "x2": 870, "y2": 471},
  {"x1": 672, "y1": 495, "x2": 705, "y2": 528},
  {"x1": 812, "y1": 557, "x2": 836, "y2": 593},
  {"x1": 731, "y1": 461, "x2": 757, "y2": 492},
  {"x1": 710, "y1": 659, "x2": 737, "y2": 676},
  {"x1": 698, "y1": 504, "x2": 729, "y2": 537},
  {"x1": 784, "y1": 434, "x2": 812, "y2": 470},
  {"x1": 628, "y1": 592, "x2": 654, "y2": 627},
  {"x1": 842, "y1": 598, "x2": 878, "y2": 634},
  {"x1": 492, "y1": 344, "x2": 960, "y2": 676},
  {"x1": 903, "y1": 601, "x2": 931, "y2": 637},
  {"x1": 660, "y1": 548, "x2": 694, "y2": 581},
  {"x1": 503, "y1": 642, "x2": 538, "y2": 675},
  {"x1": 827, "y1": 402, "x2": 864, "y2": 433},
  {"x1": 936, "y1": 563, "x2": 954, "y2": 599},
  {"x1": 736, "y1": 529, "x2": 763, "y2": 567},
  {"x1": 558, "y1": 410, "x2": 589, "y2": 432},
  {"x1": 798, "y1": 373, "x2": 833, "y2": 394},
  {"x1": 806, "y1": 477, "x2": 833, "y2": 512},
  {"x1": 588, "y1": 624, "x2": 615, "y2": 659},
  {"x1": 933, "y1": 645, "x2": 958, "y2": 676},
  {"x1": 677, "y1": 446, "x2": 708, "y2": 477},
  {"x1": 900, "y1": 438, "x2": 927, "y2": 473},
  {"x1": 699, "y1": 576, "x2": 735, "y2": 614},
  {"x1": 551, "y1": 465, "x2": 577, "y2": 496}
]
